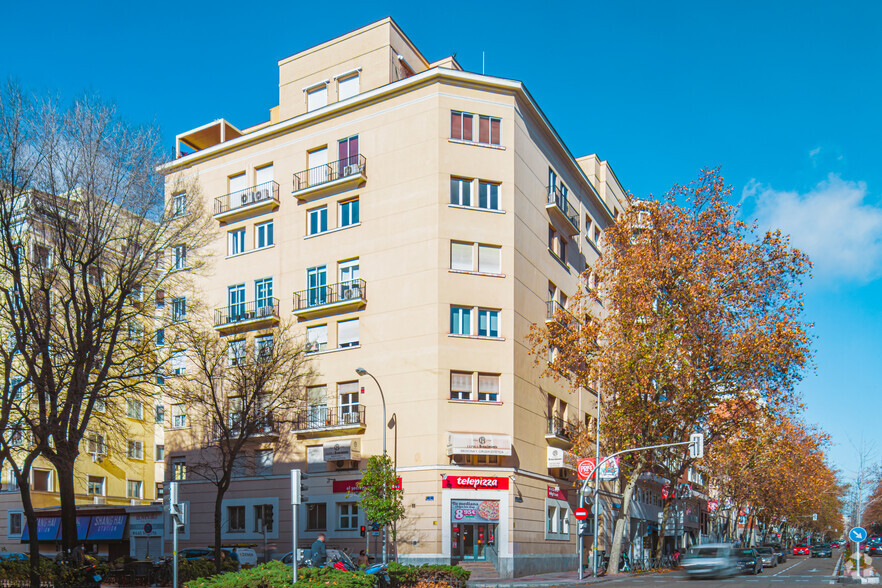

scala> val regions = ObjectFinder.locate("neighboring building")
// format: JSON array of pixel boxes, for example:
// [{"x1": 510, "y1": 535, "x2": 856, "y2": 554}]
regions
[{"x1": 160, "y1": 18, "x2": 626, "y2": 577}]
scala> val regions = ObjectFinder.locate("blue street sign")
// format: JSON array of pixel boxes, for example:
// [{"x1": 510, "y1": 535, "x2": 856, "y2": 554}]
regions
[{"x1": 849, "y1": 527, "x2": 868, "y2": 543}]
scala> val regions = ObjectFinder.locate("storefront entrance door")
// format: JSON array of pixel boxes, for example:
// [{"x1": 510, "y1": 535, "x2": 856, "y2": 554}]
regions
[{"x1": 452, "y1": 523, "x2": 495, "y2": 561}]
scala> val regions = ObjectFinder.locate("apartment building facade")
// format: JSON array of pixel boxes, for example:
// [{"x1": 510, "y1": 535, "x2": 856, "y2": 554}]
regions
[{"x1": 161, "y1": 18, "x2": 627, "y2": 577}]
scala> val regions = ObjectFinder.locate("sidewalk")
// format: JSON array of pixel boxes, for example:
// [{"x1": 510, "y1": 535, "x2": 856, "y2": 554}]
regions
[{"x1": 468, "y1": 569, "x2": 675, "y2": 587}]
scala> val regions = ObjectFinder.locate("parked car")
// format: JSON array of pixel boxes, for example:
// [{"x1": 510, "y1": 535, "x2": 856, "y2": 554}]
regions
[
  {"x1": 178, "y1": 548, "x2": 213, "y2": 560},
  {"x1": 756, "y1": 547, "x2": 778, "y2": 568},
  {"x1": 810, "y1": 544, "x2": 832, "y2": 558},
  {"x1": 866, "y1": 544, "x2": 882, "y2": 557},
  {"x1": 762, "y1": 544, "x2": 787, "y2": 564},
  {"x1": 792, "y1": 543, "x2": 810, "y2": 556},
  {"x1": 734, "y1": 548, "x2": 763, "y2": 575},
  {"x1": 680, "y1": 544, "x2": 739, "y2": 579},
  {"x1": 0, "y1": 553, "x2": 29, "y2": 561}
]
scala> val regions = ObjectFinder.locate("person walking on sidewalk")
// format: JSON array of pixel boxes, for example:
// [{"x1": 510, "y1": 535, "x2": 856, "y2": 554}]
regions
[{"x1": 310, "y1": 533, "x2": 327, "y2": 567}]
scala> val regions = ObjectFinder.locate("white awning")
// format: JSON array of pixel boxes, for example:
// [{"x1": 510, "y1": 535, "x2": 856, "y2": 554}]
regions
[
  {"x1": 323, "y1": 439, "x2": 361, "y2": 461},
  {"x1": 447, "y1": 433, "x2": 512, "y2": 456}
]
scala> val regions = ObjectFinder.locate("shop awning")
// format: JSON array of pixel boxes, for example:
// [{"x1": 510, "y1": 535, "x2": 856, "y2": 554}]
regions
[
  {"x1": 20, "y1": 517, "x2": 59, "y2": 541},
  {"x1": 86, "y1": 514, "x2": 127, "y2": 541},
  {"x1": 447, "y1": 433, "x2": 512, "y2": 456}
]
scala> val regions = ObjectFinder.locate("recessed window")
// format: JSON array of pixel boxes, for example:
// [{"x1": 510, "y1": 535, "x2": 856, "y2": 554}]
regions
[
  {"x1": 8, "y1": 512, "x2": 23, "y2": 536},
  {"x1": 477, "y1": 181, "x2": 500, "y2": 210},
  {"x1": 338, "y1": 74, "x2": 360, "y2": 101},
  {"x1": 126, "y1": 480, "x2": 143, "y2": 499},
  {"x1": 228, "y1": 506, "x2": 246, "y2": 533},
  {"x1": 155, "y1": 445, "x2": 165, "y2": 462},
  {"x1": 87, "y1": 476, "x2": 104, "y2": 496},
  {"x1": 338, "y1": 319, "x2": 359, "y2": 348},
  {"x1": 477, "y1": 309, "x2": 500, "y2": 337},
  {"x1": 450, "y1": 242, "x2": 502, "y2": 275},
  {"x1": 171, "y1": 297, "x2": 187, "y2": 322},
  {"x1": 450, "y1": 177, "x2": 472, "y2": 206},
  {"x1": 172, "y1": 404, "x2": 187, "y2": 428},
  {"x1": 127, "y1": 440, "x2": 144, "y2": 460},
  {"x1": 339, "y1": 198, "x2": 360, "y2": 227},
  {"x1": 478, "y1": 374, "x2": 500, "y2": 402},
  {"x1": 256, "y1": 450, "x2": 274, "y2": 476},
  {"x1": 171, "y1": 457, "x2": 187, "y2": 480},
  {"x1": 451, "y1": 111, "x2": 500, "y2": 146},
  {"x1": 478, "y1": 245, "x2": 502, "y2": 274},
  {"x1": 450, "y1": 372, "x2": 472, "y2": 401},
  {"x1": 33, "y1": 469, "x2": 52, "y2": 492},
  {"x1": 306, "y1": 324, "x2": 328, "y2": 353},
  {"x1": 306, "y1": 503, "x2": 327, "y2": 531},
  {"x1": 339, "y1": 503, "x2": 359, "y2": 530},
  {"x1": 256, "y1": 220, "x2": 274, "y2": 248},
  {"x1": 228, "y1": 339, "x2": 246, "y2": 366},
  {"x1": 307, "y1": 85, "x2": 328, "y2": 112},
  {"x1": 450, "y1": 371, "x2": 501, "y2": 403},
  {"x1": 127, "y1": 400, "x2": 143, "y2": 420},
  {"x1": 308, "y1": 206, "x2": 328, "y2": 236},
  {"x1": 155, "y1": 404, "x2": 165, "y2": 423},
  {"x1": 172, "y1": 193, "x2": 187, "y2": 217},
  {"x1": 451, "y1": 111, "x2": 473, "y2": 142},
  {"x1": 229, "y1": 229, "x2": 246, "y2": 256},
  {"x1": 172, "y1": 245, "x2": 187, "y2": 270},
  {"x1": 450, "y1": 306, "x2": 472, "y2": 335}
]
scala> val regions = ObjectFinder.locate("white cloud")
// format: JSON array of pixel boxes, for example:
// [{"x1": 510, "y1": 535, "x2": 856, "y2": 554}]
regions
[{"x1": 742, "y1": 174, "x2": 882, "y2": 283}]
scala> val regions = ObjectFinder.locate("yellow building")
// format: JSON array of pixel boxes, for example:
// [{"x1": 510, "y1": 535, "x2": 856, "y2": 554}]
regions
[{"x1": 160, "y1": 18, "x2": 627, "y2": 577}]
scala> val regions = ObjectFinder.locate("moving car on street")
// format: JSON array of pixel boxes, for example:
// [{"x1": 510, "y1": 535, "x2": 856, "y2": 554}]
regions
[
  {"x1": 680, "y1": 544, "x2": 739, "y2": 579},
  {"x1": 734, "y1": 548, "x2": 763, "y2": 575},
  {"x1": 762, "y1": 544, "x2": 787, "y2": 564},
  {"x1": 792, "y1": 543, "x2": 810, "y2": 556},
  {"x1": 810, "y1": 544, "x2": 833, "y2": 558},
  {"x1": 756, "y1": 547, "x2": 778, "y2": 568}
]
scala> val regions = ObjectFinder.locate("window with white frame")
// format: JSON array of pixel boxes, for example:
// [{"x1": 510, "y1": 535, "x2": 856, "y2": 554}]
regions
[
  {"x1": 171, "y1": 404, "x2": 187, "y2": 428},
  {"x1": 87, "y1": 432, "x2": 107, "y2": 456},
  {"x1": 339, "y1": 503, "x2": 359, "y2": 530},
  {"x1": 256, "y1": 220, "x2": 274, "y2": 248},
  {"x1": 451, "y1": 111, "x2": 501, "y2": 145},
  {"x1": 339, "y1": 198, "x2": 359, "y2": 227},
  {"x1": 170, "y1": 350, "x2": 186, "y2": 375},
  {"x1": 308, "y1": 206, "x2": 328, "y2": 235},
  {"x1": 477, "y1": 374, "x2": 500, "y2": 402},
  {"x1": 307, "y1": 85, "x2": 328, "y2": 111},
  {"x1": 172, "y1": 244, "x2": 187, "y2": 270},
  {"x1": 450, "y1": 372, "x2": 472, "y2": 401},
  {"x1": 545, "y1": 499, "x2": 570, "y2": 540},
  {"x1": 477, "y1": 309, "x2": 500, "y2": 337},
  {"x1": 450, "y1": 177, "x2": 472, "y2": 206},
  {"x1": 127, "y1": 479, "x2": 143, "y2": 499},
  {"x1": 173, "y1": 193, "x2": 187, "y2": 217},
  {"x1": 337, "y1": 74, "x2": 360, "y2": 101},
  {"x1": 450, "y1": 306, "x2": 472, "y2": 335},
  {"x1": 127, "y1": 440, "x2": 143, "y2": 460},
  {"x1": 229, "y1": 228, "x2": 246, "y2": 256},
  {"x1": 7, "y1": 511, "x2": 22, "y2": 536},
  {"x1": 155, "y1": 444, "x2": 165, "y2": 462},
  {"x1": 338, "y1": 381, "x2": 359, "y2": 423},
  {"x1": 228, "y1": 339, "x2": 246, "y2": 366},
  {"x1": 256, "y1": 334, "x2": 273, "y2": 360},
  {"x1": 228, "y1": 505, "x2": 246, "y2": 532},
  {"x1": 127, "y1": 400, "x2": 143, "y2": 420},
  {"x1": 171, "y1": 297, "x2": 187, "y2": 322},
  {"x1": 477, "y1": 181, "x2": 500, "y2": 210},
  {"x1": 255, "y1": 277, "x2": 273, "y2": 308},
  {"x1": 256, "y1": 449, "x2": 274, "y2": 476},
  {"x1": 478, "y1": 244, "x2": 502, "y2": 273},
  {"x1": 338, "y1": 319, "x2": 359, "y2": 348},
  {"x1": 306, "y1": 324, "x2": 328, "y2": 353},
  {"x1": 171, "y1": 457, "x2": 187, "y2": 480},
  {"x1": 450, "y1": 242, "x2": 473, "y2": 271},
  {"x1": 450, "y1": 242, "x2": 503, "y2": 274},
  {"x1": 450, "y1": 371, "x2": 501, "y2": 403}
]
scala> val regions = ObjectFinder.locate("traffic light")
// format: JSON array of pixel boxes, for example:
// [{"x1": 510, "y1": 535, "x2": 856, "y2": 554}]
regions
[
  {"x1": 360, "y1": 525, "x2": 366, "y2": 537},
  {"x1": 264, "y1": 505, "x2": 274, "y2": 530},
  {"x1": 689, "y1": 432, "x2": 704, "y2": 459},
  {"x1": 291, "y1": 469, "x2": 305, "y2": 504}
]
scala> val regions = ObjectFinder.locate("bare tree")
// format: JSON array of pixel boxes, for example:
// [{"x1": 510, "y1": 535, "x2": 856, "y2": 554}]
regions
[
  {"x1": 168, "y1": 318, "x2": 315, "y2": 571},
  {"x1": 0, "y1": 81, "x2": 214, "y2": 565}
]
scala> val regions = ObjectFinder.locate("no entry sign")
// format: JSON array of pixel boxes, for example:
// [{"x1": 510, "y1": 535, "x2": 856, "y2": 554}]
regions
[{"x1": 574, "y1": 507, "x2": 589, "y2": 520}]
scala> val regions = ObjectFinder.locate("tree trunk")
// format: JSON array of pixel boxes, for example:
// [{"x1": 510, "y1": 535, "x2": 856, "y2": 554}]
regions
[
  {"x1": 51, "y1": 454, "x2": 78, "y2": 557},
  {"x1": 654, "y1": 500, "x2": 672, "y2": 560},
  {"x1": 19, "y1": 480, "x2": 41, "y2": 588},
  {"x1": 745, "y1": 514, "x2": 755, "y2": 546},
  {"x1": 606, "y1": 461, "x2": 644, "y2": 575},
  {"x1": 214, "y1": 487, "x2": 225, "y2": 572}
]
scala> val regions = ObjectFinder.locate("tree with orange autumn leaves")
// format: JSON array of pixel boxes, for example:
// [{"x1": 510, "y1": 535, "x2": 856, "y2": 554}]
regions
[{"x1": 530, "y1": 169, "x2": 813, "y2": 572}]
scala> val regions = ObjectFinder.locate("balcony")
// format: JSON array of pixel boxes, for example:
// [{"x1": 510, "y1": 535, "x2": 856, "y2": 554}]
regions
[
  {"x1": 214, "y1": 180, "x2": 280, "y2": 223},
  {"x1": 220, "y1": 416, "x2": 280, "y2": 441},
  {"x1": 214, "y1": 298, "x2": 280, "y2": 333},
  {"x1": 545, "y1": 416, "x2": 573, "y2": 449},
  {"x1": 291, "y1": 406, "x2": 366, "y2": 438},
  {"x1": 546, "y1": 186, "x2": 580, "y2": 236},
  {"x1": 292, "y1": 154, "x2": 366, "y2": 201},
  {"x1": 292, "y1": 279, "x2": 366, "y2": 319},
  {"x1": 546, "y1": 300, "x2": 575, "y2": 330}
]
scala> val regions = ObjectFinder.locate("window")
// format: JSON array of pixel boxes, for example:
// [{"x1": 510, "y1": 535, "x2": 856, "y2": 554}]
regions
[
  {"x1": 559, "y1": 238, "x2": 567, "y2": 262},
  {"x1": 8, "y1": 512, "x2": 22, "y2": 536},
  {"x1": 338, "y1": 319, "x2": 359, "y2": 348},
  {"x1": 338, "y1": 135, "x2": 359, "y2": 171},
  {"x1": 254, "y1": 504, "x2": 274, "y2": 532},
  {"x1": 306, "y1": 324, "x2": 328, "y2": 353},
  {"x1": 156, "y1": 289, "x2": 165, "y2": 308},
  {"x1": 477, "y1": 309, "x2": 500, "y2": 337},
  {"x1": 339, "y1": 198, "x2": 359, "y2": 227},
  {"x1": 477, "y1": 181, "x2": 500, "y2": 210},
  {"x1": 255, "y1": 277, "x2": 274, "y2": 309},
  {"x1": 228, "y1": 284, "x2": 245, "y2": 320},
  {"x1": 478, "y1": 245, "x2": 502, "y2": 274},
  {"x1": 307, "y1": 85, "x2": 328, "y2": 111},
  {"x1": 478, "y1": 374, "x2": 500, "y2": 402},
  {"x1": 548, "y1": 225, "x2": 557, "y2": 251},
  {"x1": 231, "y1": 454, "x2": 247, "y2": 478},
  {"x1": 171, "y1": 297, "x2": 187, "y2": 322},
  {"x1": 87, "y1": 433, "x2": 107, "y2": 456},
  {"x1": 308, "y1": 206, "x2": 327, "y2": 235},
  {"x1": 450, "y1": 242, "x2": 473, "y2": 271},
  {"x1": 127, "y1": 400, "x2": 143, "y2": 420},
  {"x1": 156, "y1": 483, "x2": 164, "y2": 500},
  {"x1": 307, "y1": 147, "x2": 329, "y2": 186},
  {"x1": 450, "y1": 372, "x2": 472, "y2": 401},
  {"x1": 227, "y1": 340, "x2": 246, "y2": 366},
  {"x1": 450, "y1": 177, "x2": 472, "y2": 206},
  {"x1": 256, "y1": 221, "x2": 274, "y2": 248},
  {"x1": 33, "y1": 469, "x2": 51, "y2": 492},
  {"x1": 229, "y1": 229, "x2": 246, "y2": 256},
  {"x1": 127, "y1": 480, "x2": 143, "y2": 499},
  {"x1": 128, "y1": 440, "x2": 144, "y2": 460},
  {"x1": 339, "y1": 503, "x2": 359, "y2": 530},
  {"x1": 172, "y1": 244, "x2": 187, "y2": 270},
  {"x1": 172, "y1": 404, "x2": 187, "y2": 428},
  {"x1": 256, "y1": 334, "x2": 273, "y2": 361},
  {"x1": 450, "y1": 306, "x2": 472, "y2": 335},
  {"x1": 338, "y1": 74, "x2": 360, "y2": 101},
  {"x1": 228, "y1": 505, "x2": 246, "y2": 533},
  {"x1": 173, "y1": 193, "x2": 187, "y2": 217},
  {"x1": 156, "y1": 328, "x2": 165, "y2": 346},
  {"x1": 87, "y1": 266, "x2": 104, "y2": 286},
  {"x1": 545, "y1": 501, "x2": 571, "y2": 539},
  {"x1": 256, "y1": 449, "x2": 273, "y2": 476},
  {"x1": 155, "y1": 445, "x2": 165, "y2": 462},
  {"x1": 307, "y1": 386, "x2": 328, "y2": 426},
  {"x1": 34, "y1": 244, "x2": 52, "y2": 268},
  {"x1": 155, "y1": 404, "x2": 165, "y2": 423},
  {"x1": 338, "y1": 381, "x2": 359, "y2": 423},
  {"x1": 170, "y1": 351, "x2": 186, "y2": 375},
  {"x1": 306, "y1": 503, "x2": 327, "y2": 531},
  {"x1": 338, "y1": 259, "x2": 360, "y2": 298},
  {"x1": 171, "y1": 457, "x2": 187, "y2": 480},
  {"x1": 307, "y1": 266, "x2": 328, "y2": 306},
  {"x1": 451, "y1": 111, "x2": 500, "y2": 145}
]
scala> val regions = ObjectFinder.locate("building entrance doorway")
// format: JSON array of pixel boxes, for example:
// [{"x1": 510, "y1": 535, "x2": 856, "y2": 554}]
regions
[{"x1": 451, "y1": 523, "x2": 495, "y2": 561}]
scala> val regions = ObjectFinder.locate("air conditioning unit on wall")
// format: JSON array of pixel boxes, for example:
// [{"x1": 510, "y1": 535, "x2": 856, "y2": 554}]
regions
[{"x1": 343, "y1": 164, "x2": 361, "y2": 177}]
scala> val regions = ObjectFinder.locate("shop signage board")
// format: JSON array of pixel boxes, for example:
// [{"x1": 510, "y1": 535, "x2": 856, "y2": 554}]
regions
[
  {"x1": 332, "y1": 478, "x2": 402, "y2": 493},
  {"x1": 546, "y1": 447, "x2": 578, "y2": 471},
  {"x1": 708, "y1": 500, "x2": 719, "y2": 512},
  {"x1": 547, "y1": 486, "x2": 568, "y2": 500},
  {"x1": 21, "y1": 517, "x2": 60, "y2": 541},
  {"x1": 86, "y1": 514, "x2": 128, "y2": 541},
  {"x1": 446, "y1": 433, "x2": 512, "y2": 456},
  {"x1": 451, "y1": 499, "x2": 500, "y2": 523},
  {"x1": 442, "y1": 475, "x2": 509, "y2": 490},
  {"x1": 129, "y1": 511, "x2": 164, "y2": 537},
  {"x1": 323, "y1": 439, "x2": 361, "y2": 461},
  {"x1": 577, "y1": 457, "x2": 619, "y2": 480}
]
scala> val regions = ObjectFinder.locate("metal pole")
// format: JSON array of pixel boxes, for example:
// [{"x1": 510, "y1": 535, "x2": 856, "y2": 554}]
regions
[
  {"x1": 592, "y1": 381, "x2": 602, "y2": 578},
  {"x1": 172, "y1": 515, "x2": 178, "y2": 588},
  {"x1": 358, "y1": 369, "x2": 387, "y2": 565},
  {"x1": 292, "y1": 502, "x2": 298, "y2": 584}
]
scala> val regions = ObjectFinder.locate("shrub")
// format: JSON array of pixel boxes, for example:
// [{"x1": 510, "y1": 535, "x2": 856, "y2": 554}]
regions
[
  {"x1": 387, "y1": 562, "x2": 470, "y2": 588},
  {"x1": 185, "y1": 560, "x2": 376, "y2": 588}
]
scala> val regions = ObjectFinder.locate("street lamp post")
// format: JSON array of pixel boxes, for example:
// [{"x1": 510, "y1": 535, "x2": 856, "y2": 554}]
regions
[{"x1": 356, "y1": 367, "x2": 388, "y2": 565}]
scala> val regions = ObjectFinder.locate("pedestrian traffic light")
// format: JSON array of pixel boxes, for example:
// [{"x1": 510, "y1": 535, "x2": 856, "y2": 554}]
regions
[
  {"x1": 264, "y1": 505, "x2": 274, "y2": 529},
  {"x1": 291, "y1": 469, "x2": 307, "y2": 504},
  {"x1": 360, "y1": 525, "x2": 366, "y2": 537}
]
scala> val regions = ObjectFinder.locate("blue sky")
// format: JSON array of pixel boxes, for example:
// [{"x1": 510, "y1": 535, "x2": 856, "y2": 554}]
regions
[{"x1": 5, "y1": 1, "x2": 880, "y2": 478}]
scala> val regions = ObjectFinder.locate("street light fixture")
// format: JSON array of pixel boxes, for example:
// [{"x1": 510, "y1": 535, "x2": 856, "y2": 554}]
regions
[{"x1": 355, "y1": 367, "x2": 388, "y2": 564}]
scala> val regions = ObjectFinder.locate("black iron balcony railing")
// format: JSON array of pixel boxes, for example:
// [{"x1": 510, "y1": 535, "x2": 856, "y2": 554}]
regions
[
  {"x1": 546, "y1": 185, "x2": 579, "y2": 232},
  {"x1": 293, "y1": 154, "x2": 366, "y2": 192},
  {"x1": 547, "y1": 416, "x2": 572, "y2": 441},
  {"x1": 214, "y1": 298, "x2": 280, "y2": 327},
  {"x1": 292, "y1": 405, "x2": 366, "y2": 432},
  {"x1": 293, "y1": 279, "x2": 366, "y2": 312},
  {"x1": 214, "y1": 180, "x2": 279, "y2": 216},
  {"x1": 216, "y1": 415, "x2": 277, "y2": 440}
]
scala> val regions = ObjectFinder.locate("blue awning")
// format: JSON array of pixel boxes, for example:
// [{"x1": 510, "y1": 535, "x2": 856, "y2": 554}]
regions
[
  {"x1": 20, "y1": 517, "x2": 60, "y2": 541},
  {"x1": 86, "y1": 514, "x2": 127, "y2": 541}
]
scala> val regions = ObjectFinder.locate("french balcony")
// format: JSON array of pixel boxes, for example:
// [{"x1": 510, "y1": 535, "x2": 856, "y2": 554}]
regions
[
  {"x1": 546, "y1": 186, "x2": 580, "y2": 236},
  {"x1": 545, "y1": 416, "x2": 574, "y2": 449},
  {"x1": 291, "y1": 406, "x2": 366, "y2": 438},
  {"x1": 292, "y1": 154, "x2": 367, "y2": 201},
  {"x1": 292, "y1": 279, "x2": 366, "y2": 319},
  {"x1": 213, "y1": 180, "x2": 280, "y2": 223},
  {"x1": 214, "y1": 298, "x2": 280, "y2": 334}
]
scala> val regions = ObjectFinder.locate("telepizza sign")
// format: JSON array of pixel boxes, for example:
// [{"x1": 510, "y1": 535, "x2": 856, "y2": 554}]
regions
[{"x1": 442, "y1": 476, "x2": 509, "y2": 490}]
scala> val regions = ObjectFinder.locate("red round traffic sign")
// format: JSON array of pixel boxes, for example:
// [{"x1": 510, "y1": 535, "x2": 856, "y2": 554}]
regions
[{"x1": 574, "y1": 507, "x2": 589, "y2": 520}]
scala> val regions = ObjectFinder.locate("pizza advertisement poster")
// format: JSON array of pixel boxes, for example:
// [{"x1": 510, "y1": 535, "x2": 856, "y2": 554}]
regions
[{"x1": 451, "y1": 499, "x2": 500, "y2": 523}]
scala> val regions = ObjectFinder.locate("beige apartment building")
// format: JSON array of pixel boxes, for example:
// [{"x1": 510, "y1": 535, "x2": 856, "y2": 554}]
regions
[{"x1": 161, "y1": 18, "x2": 628, "y2": 577}]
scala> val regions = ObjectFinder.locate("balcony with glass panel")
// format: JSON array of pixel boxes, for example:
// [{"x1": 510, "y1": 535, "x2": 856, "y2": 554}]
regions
[
  {"x1": 214, "y1": 298, "x2": 280, "y2": 333},
  {"x1": 545, "y1": 416, "x2": 574, "y2": 449},
  {"x1": 214, "y1": 180, "x2": 280, "y2": 223},
  {"x1": 292, "y1": 279, "x2": 366, "y2": 319},
  {"x1": 546, "y1": 186, "x2": 580, "y2": 236},
  {"x1": 292, "y1": 154, "x2": 366, "y2": 201},
  {"x1": 291, "y1": 406, "x2": 366, "y2": 437}
]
